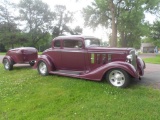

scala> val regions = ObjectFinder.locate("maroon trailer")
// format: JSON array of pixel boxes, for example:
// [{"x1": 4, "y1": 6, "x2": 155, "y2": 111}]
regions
[
  {"x1": 33, "y1": 35, "x2": 145, "y2": 88},
  {"x1": 3, "y1": 47, "x2": 38, "y2": 70}
]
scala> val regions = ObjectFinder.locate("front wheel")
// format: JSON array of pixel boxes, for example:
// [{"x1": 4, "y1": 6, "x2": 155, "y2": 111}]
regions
[
  {"x1": 38, "y1": 61, "x2": 49, "y2": 76},
  {"x1": 106, "y1": 69, "x2": 130, "y2": 88},
  {"x1": 3, "y1": 58, "x2": 13, "y2": 70}
]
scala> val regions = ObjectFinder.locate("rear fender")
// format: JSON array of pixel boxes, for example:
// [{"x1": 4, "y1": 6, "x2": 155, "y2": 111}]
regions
[{"x1": 34, "y1": 55, "x2": 55, "y2": 72}]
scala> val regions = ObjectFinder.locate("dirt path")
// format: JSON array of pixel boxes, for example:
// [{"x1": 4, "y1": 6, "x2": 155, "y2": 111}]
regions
[{"x1": 0, "y1": 55, "x2": 3, "y2": 63}]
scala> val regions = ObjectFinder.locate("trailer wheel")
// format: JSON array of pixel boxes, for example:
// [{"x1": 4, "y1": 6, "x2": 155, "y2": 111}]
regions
[{"x1": 3, "y1": 58, "x2": 13, "y2": 70}]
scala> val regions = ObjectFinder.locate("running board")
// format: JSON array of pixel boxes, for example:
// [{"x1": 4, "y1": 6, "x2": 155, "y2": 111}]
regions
[{"x1": 50, "y1": 70, "x2": 85, "y2": 76}]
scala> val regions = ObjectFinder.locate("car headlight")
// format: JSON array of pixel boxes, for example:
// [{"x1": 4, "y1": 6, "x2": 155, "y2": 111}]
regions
[{"x1": 127, "y1": 55, "x2": 133, "y2": 62}]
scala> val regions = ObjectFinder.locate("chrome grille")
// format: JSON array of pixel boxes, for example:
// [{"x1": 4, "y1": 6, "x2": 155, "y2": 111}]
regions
[{"x1": 130, "y1": 49, "x2": 137, "y2": 70}]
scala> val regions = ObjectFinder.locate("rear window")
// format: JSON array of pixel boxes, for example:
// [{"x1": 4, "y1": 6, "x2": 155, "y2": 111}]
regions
[
  {"x1": 54, "y1": 40, "x2": 61, "y2": 47},
  {"x1": 64, "y1": 40, "x2": 82, "y2": 48}
]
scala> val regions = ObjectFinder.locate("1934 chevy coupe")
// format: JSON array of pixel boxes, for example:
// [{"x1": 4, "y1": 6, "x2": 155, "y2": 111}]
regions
[
  {"x1": 3, "y1": 47, "x2": 38, "y2": 70},
  {"x1": 34, "y1": 35, "x2": 145, "y2": 88}
]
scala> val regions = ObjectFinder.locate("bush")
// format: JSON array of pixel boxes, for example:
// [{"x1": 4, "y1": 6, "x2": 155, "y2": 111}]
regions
[{"x1": 0, "y1": 43, "x2": 6, "y2": 52}]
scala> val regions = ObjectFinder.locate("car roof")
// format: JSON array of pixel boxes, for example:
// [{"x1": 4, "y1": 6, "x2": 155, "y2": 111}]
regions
[{"x1": 54, "y1": 35, "x2": 98, "y2": 40}]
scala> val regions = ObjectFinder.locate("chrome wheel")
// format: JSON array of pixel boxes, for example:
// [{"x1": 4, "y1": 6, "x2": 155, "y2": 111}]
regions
[
  {"x1": 38, "y1": 61, "x2": 48, "y2": 76},
  {"x1": 4, "y1": 59, "x2": 9, "y2": 69},
  {"x1": 3, "y1": 58, "x2": 13, "y2": 70},
  {"x1": 106, "y1": 69, "x2": 130, "y2": 88}
]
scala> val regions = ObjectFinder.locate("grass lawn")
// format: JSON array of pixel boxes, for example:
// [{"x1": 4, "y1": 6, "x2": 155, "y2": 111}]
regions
[
  {"x1": 143, "y1": 55, "x2": 160, "y2": 64},
  {"x1": 0, "y1": 52, "x2": 6, "y2": 55},
  {"x1": 1, "y1": 64, "x2": 160, "y2": 120}
]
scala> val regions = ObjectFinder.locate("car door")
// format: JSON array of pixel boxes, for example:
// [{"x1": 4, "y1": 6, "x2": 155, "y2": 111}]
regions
[
  {"x1": 47, "y1": 39, "x2": 62, "y2": 70},
  {"x1": 61, "y1": 39, "x2": 86, "y2": 71}
]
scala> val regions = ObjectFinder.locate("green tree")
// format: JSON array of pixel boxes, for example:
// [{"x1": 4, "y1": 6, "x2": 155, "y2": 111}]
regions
[
  {"x1": 83, "y1": 0, "x2": 121, "y2": 47},
  {"x1": 18, "y1": 0, "x2": 54, "y2": 47},
  {"x1": 118, "y1": 1, "x2": 144, "y2": 47},
  {"x1": 83, "y1": 0, "x2": 160, "y2": 47},
  {"x1": 118, "y1": 0, "x2": 160, "y2": 48},
  {"x1": 150, "y1": 20, "x2": 160, "y2": 47},
  {"x1": 73, "y1": 26, "x2": 83, "y2": 35},
  {"x1": 52, "y1": 5, "x2": 83, "y2": 37},
  {"x1": 0, "y1": 0, "x2": 19, "y2": 49},
  {"x1": 52, "y1": 5, "x2": 72, "y2": 37}
]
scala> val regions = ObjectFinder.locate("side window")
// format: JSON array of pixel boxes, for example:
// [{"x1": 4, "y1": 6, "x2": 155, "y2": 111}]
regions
[
  {"x1": 54, "y1": 40, "x2": 61, "y2": 48},
  {"x1": 64, "y1": 40, "x2": 82, "y2": 48}
]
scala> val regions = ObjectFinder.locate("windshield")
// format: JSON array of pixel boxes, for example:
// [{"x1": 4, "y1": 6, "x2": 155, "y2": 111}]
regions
[{"x1": 85, "y1": 38, "x2": 100, "y2": 47}]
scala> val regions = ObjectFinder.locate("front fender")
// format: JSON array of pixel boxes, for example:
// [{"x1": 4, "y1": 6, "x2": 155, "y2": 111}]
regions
[
  {"x1": 33, "y1": 55, "x2": 55, "y2": 72},
  {"x1": 81, "y1": 61, "x2": 138, "y2": 81},
  {"x1": 104, "y1": 61, "x2": 139, "y2": 78}
]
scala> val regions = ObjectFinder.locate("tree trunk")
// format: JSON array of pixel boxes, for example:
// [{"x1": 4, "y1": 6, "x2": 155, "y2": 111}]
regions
[
  {"x1": 120, "y1": 31, "x2": 127, "y2": 47},
  {"x1": 11, "y1": 43, "x2": 14, "y2": 49},
  {"x1": 111, "y1": 19, "x2": 117, "y2": 47},
  {"x1": 110, "y1": 0, "x2": 117, "y2": 47}
]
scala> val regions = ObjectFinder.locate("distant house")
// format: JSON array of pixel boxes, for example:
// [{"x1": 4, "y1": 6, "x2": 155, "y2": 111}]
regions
[{"x1": 141, "y1": 43, "x2": 155, "y2": 53}]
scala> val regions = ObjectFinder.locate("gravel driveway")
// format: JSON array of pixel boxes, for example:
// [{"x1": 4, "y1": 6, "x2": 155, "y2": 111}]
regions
[
  {"x1": 0, "y1": 54, "x2": 160, "y2": 88},
  {"x1": 138, "y1": 54, "x2": 160, "y2": 89},
  {"x1": 0, "y1": 55, "x2": 3, "y2": 63},
  {"x1": 138, "y1": 63, "x2": 160, "y2": 89}
]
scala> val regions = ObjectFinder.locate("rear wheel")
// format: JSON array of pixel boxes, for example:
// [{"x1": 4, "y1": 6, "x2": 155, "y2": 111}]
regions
[
  {"x1": 38, "y1": 61, "x2": 48, "y2": 76},
  {"x1": 106, "y1": 69, "x2": 130, "y2": 88},
  {"x1": 3, "y1": 58, "x2": 13, "y2": 70}
]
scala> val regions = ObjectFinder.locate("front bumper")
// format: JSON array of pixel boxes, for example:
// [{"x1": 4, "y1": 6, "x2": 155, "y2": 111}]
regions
[{"x1": 137, "y1": 57, "x2": 145, "y2": 76}]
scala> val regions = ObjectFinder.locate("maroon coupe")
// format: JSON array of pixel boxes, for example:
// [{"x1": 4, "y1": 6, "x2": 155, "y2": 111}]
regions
[{"x1": 33, "y1": 35, "x2": 145, "y2": 88}]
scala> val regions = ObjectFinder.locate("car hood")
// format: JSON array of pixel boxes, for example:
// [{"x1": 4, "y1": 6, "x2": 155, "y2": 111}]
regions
[{"x1": 87, "y1": 47, "x2": 134, "y2": 54}]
